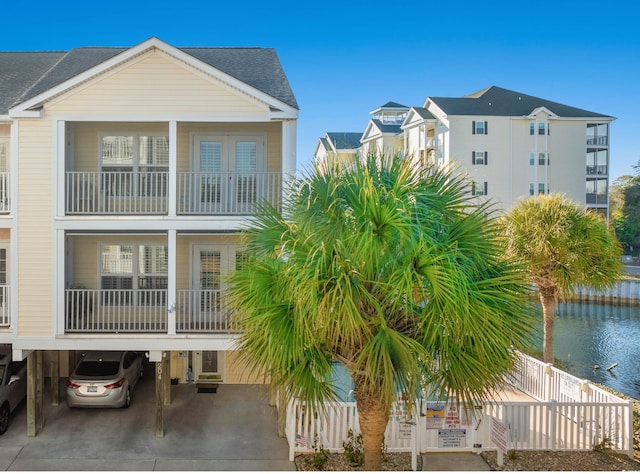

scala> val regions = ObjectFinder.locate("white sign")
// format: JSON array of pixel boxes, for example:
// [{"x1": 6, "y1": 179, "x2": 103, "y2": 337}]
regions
[
  {"x1": 437, "y1": 429, "x2": 466, "y2": 448},
  {"x1": 491, "y1": 417, "x2": 508, "y2": 453},
  {"x1": 399, "y1": 423, "x2": 413, "y2": 439}
]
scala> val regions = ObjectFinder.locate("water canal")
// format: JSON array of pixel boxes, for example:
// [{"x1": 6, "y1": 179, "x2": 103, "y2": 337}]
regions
[{"x1": 533, "y1": 302, "x2": 640, "y2": 400}]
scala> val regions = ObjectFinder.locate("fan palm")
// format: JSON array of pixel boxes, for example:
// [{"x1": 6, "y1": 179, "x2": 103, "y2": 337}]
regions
[
  {"x1": 501, "y1": 193, "x2": 622, "y2": 363},
  {"x1": 229, "y1": 153, "x2": 534, "y2": 470}
]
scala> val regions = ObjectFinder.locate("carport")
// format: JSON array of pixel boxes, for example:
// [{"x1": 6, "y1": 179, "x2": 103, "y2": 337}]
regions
[{"x1": 1, "y1": 352, "x2": 293, "y2": 470}]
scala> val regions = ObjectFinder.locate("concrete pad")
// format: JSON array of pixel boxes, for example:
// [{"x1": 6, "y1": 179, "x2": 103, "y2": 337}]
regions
[
  {"x1": 422, "y1": 453, "x2": 491, "y2": 471},
  {"x1": 155, "y1": 459, "x2": 296, "y2": 471},
  {"x1": 0, "y1": 446, "x2": 22, "y2": 470},
  {"x1": 7, "y1": 458, "x2": 156, "y2": 471}
]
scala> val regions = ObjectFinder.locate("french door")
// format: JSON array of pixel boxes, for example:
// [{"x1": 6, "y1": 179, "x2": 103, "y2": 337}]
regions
[{"x1": 192, "y1": 135, "x2": 264, "y2": 213}]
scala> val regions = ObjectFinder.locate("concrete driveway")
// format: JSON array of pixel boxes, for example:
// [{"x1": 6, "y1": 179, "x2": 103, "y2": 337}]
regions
[{"x1": 0, "y1": 367, "x2": 294, "y2": 471}]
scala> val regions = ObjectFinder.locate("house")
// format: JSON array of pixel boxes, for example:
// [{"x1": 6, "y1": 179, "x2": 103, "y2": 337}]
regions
[
  {"x1": 317, "y1": 87, "x2": 614, "y2": 217},
  {"x1": 0, "y1": 37, "x2": 298, "y2": 434},
  {"x1": 314, "y1": 132, "x2": 362, "y2": 167}
]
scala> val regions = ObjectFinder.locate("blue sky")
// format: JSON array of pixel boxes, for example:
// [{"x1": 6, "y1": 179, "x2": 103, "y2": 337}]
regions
[{"x1": 2, "y1": 0, "x2": 638, "y2": 180}]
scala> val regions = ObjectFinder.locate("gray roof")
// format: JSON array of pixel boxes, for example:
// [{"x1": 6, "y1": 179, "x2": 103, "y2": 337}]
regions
[
  {"x1": 0, "y1": 44, "x2": 298, "y2": 114},
  {"x1": 411, "y1": 107, "x2": 435, "y2": 120},
  {"x1": 371, "y1": 119, "x2": 402, "y2": 134},
  {"x1": 379, "y1": 101, "x2": 408, "y2": 109},
  {"x1": 326, "y1": 132, "x2": 362, "y2": 150},
  {"x1": 429, "y1": 86, "x2": 611, "y2": 118}
]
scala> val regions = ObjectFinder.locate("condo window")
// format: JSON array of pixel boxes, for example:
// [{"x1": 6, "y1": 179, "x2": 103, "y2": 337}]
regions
[
  {"x1": 530, "y1": 123, "x2": 535, "y2": 135},
  {"x1": 101, "y1": 134, "x2": 169, "y2": 197},
  {"x1": 529, "y1": 152, "x2": 549, "y2": 165},
  {"x1": 529, "y1": 183, "x2": 548, "y2": 196},
  {"x1": 472, "y1": 151, "x2": 488, "y2": 165},
  {"x1": 472, "y1": 121, "x2": 487, "y2": 135},
  {"x1": 101, "y1": 244, "x2": 168, "y2": 305},
  {"x1": 538, "y1": 123, "x2": 546, "y2": 135},
  {"x1": 471, "y1": 181, "x2": 488, "y2": 196}
]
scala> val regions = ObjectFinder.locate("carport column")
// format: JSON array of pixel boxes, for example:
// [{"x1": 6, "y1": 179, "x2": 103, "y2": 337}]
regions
[
  {"x1": 163, "y1": 351, "x2": 171, "y2": 406},
  {"x1": 151, "y1": 350, "x2": 165, "y2": 437},
  {"x1": 36, "y1": 351, "x2": 43, "y2": 430},
  {"x1": 51, "y1": 351, "x2": 60, "y2": 406},
  {"x1": 26, "y1": 350, "x2": 43, "y2": 436}
]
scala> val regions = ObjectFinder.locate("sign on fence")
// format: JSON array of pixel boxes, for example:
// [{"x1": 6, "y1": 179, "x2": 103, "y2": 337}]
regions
[
  {"x1": 491, "y1": 416, "x2": 508, "y2": 466},
  {"x1": 438, "y1": 429, "x2": 466, "y2": 448}
]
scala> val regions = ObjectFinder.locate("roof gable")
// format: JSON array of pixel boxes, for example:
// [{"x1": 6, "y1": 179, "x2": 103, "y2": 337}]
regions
[
  {"x1": 6, "y1": 37, "x2": 298, "y2": 116},
  {"x1": 326, "y1": 132, "x2": 362, "y2": 150}
]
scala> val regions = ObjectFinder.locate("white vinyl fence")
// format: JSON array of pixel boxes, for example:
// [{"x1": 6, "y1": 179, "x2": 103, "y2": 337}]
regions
[{"x1": 285, "y1": 352, "x2": 634, "y2": 470}]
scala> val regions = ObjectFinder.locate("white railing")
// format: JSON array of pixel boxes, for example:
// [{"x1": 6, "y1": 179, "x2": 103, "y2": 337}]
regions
[
  {"x1": 66, "y1": 171, "x2": 168, "y2": 214},
  {"x1": 65, "y1": 289, "x2": 167, "y2": 332},
  {"x1": 510, "y1": 351, "x2": 627, "y2": 405},
  {"x1": 177, "y1": 171, "x2": 281, "y2": 214},
  {"x1": 0, "y1": 173, "x2": 9, "y2": 213},
  {"x1": 285, "y1": 353, "x2": 634, "y2": 467},
  {"x1": 0, "y1": 285, "x2": 9, "y2": 327},
  {"x1": 175, "y1": 290, "x2": 239, "y2": 333}
]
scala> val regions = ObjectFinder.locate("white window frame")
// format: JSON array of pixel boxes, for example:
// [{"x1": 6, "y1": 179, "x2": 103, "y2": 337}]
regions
[
  {"x1": 472, "y1": 151, "x2": 487, "y2": 165},
  {"x1": 99, "y1": 133, "x2": 169, "y2": 197},
  {"x1": 472, "y1": 181, "x2": 488, "y2": 196},
  {"x1": 473, "y1": 121, "x2": 487, "y2": 135},
  {"x1": 100, "y1": 243, "x2": 168, "y2": 305}
]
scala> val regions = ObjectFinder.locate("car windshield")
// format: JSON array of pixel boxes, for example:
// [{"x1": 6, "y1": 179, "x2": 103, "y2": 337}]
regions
[{"x1": 75, "y1": 361, "x2": 120, "y2": 377}]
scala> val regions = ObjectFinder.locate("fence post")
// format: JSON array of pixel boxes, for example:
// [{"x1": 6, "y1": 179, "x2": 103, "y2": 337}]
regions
[
  {"x1": 626, "y1": 400, "x2": 634, "y2": 459},
  {"x1": 550, "y1": 400, "x2": 557, "y2": 450},
  {"x1": 287, "y1": 398, "x2": 296, "y2": 461}
]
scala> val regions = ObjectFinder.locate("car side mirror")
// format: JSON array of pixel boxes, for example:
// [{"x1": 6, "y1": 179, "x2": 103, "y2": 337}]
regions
[{"x1": 8, "y1": 375, "x2": 20, "y2": 385}]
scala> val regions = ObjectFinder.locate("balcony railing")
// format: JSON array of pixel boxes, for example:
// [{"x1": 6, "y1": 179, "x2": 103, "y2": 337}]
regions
[
  {"x1": 0, "y1": 173, "x2": 9, "y2": 214},
  {"x1": 176, "y1": 290, "x2": 239, "y2": 333},
  {"x1": 0, "y1": 285, "x2": 9, "y2": 327},
  {"x1": 66, "y1": 171, "x2": 168, "y2": 214},
  {"x1": 177, "y1": 171, "x2": 281, "y2": 214},
  {"x1": 66, "y1": 171, "x2": 282, "y2": 215},
  {"x1": 65, "y1": 289, "x2": 167, "y2": 332},
  {"x1": 586, "y1": 165, "x2": 607, "y2": 175},
  {"x1": 65, "y1": 288, "x2": 239, "y2": 334},
  {"x1": 587, "y1": 136, "x2": 608, "y2": 146}
]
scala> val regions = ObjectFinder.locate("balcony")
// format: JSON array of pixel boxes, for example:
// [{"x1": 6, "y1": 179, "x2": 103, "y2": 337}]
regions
[
  {"x1": 586, "y1": 165, "x2": 607, "y2": 175},
  {"x1": 65, "y1": 171, "x2": 281, "y2": 215},
  {"x1": 0, "y1": 285, "x2": 9, "y2": 327},
  {"x1": 65, "y1": 288, "x2": 238, "y2": 334}
]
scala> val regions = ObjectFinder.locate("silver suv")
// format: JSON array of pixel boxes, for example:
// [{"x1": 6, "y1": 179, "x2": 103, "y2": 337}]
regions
[{"x1": 0, "y1": 346, "x2": 27, "y2": 435}]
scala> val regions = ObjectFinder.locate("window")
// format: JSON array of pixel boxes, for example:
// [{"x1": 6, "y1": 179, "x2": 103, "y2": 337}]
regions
[
  {"x1": 471, "y1": 181, "x2": 488, "y2": 196},
  {"x1": 101, "y1": 244, "x2": 167, "y2": 305},
  {"x1": 586, "y1": 123, "x2": 608, "y2": 145},
  {"x1": 586, "y1": 178, "x2": 608, "y2": 204},
  {"x1": 472, "y1": 121, "x2": 487, "y2": 135},
  {"x1": 529, "y1": 183, "x2": 548, "y2": 196},
  {"x1": 472, "y1": 151, "x2": 488, "y2": 165},
  {"x1": 529, "y1": 122, "x2": 535, "y2": 136},
  {"x1": 0, "y1": 140, "x2": 7, "y2": 172},
  {"x1": 538, "y1": 123, "x2": 546, "y2": 135},
  {"x1": 101, "y1": 134, "x2": 169, "y2": 197},
  {"x1": 529, "y1": 152, "x2": 549, "y2": 165},
  {"x1": 586, "y1": 148, "x2": 607, "y2": 175}
]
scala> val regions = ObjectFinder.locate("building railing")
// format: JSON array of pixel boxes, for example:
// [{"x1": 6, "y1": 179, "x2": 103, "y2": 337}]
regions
[
  {"x1": 64, "y1": 288, "x2": 239, "y2": 334},
  {"x1": 175, "y1": 289, "x2": 239, "y2": 333},
  {"x1": 587, "y1": 136, "x2": 608, "y2": 146},
  {"x1": 65, "y1": 171, "x2": 282, "y2": 215},
  {"x1": 66, "y1": 171, "x2": 168, "y2": 214},
  {"x1": 0, "y1": 285, "x2": 9, "y2": 327},
  {"x1": 586, "y1": 165, "x2": 607, "y2": 175},
  {"x1": 177, "y1": 171, "x2": 282, "y2": 214},
  {"x1": 65, "y1": 289, "x2": 167, "y2": 332}
]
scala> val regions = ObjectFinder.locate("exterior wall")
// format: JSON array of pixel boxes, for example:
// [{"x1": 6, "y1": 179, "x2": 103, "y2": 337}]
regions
[
  {"x1": 17, "y1": 119, "x2": 54, "y2": 336},
  {"x1": 224, "y1": 350, "x2": 267, "y2": 384},
  {"x1": 47, "y1": 51, "x2": 267, "y2": 118}
]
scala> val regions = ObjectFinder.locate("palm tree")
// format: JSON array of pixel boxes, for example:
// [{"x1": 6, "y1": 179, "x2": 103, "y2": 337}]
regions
[
  {"x1": 229, "y1": 153, "x2": 534, "y2": 470},
  {"x1": 501, "y1": 193, "x2": 623, "y2": 363}
]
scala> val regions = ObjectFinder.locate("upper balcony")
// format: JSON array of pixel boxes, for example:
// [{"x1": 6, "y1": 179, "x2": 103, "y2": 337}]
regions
[
  {"x1": 62, "y1": 121, "x2": 285, "y2": 217},
  {"x1": 65, "y1": 171, "x2": 281, "y2": 215}
]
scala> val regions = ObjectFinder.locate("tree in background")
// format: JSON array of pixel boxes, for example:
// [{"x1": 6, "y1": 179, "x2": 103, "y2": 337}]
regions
[
  {"x1": 501, "y1": 193, "x2": 622, "y2": 363},
  {"x1": 229, "y1": 153, "x2": 534, "y2": 470}
]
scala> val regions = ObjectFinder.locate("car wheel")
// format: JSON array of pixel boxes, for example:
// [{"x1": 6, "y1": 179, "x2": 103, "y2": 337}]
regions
[
  {"x1": 0, "y1": 403, "x2": 9, "y2": 435},
  {"x1": 123, "y1": 387, "x2": 131, "y2": 409}
]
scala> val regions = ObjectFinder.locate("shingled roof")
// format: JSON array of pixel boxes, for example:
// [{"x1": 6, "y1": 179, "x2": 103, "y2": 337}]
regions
[
  {"x1": 429, "y1": 86, "x2": 611, "y2": 118},
  {"x1": 0, "y1": 42, "x2": 298, "y2": 114},
  {"x1": 326, "y1": 132, "x2": 362, "y2": 150}
]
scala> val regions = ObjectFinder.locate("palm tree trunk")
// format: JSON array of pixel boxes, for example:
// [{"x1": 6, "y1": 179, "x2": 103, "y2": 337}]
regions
[
  {"x1": 539, "y1": 286, "x2": 557, "y2": 363},
  {"x1": 354, "y1": 379, "x2": 391, "y2": 471}
]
